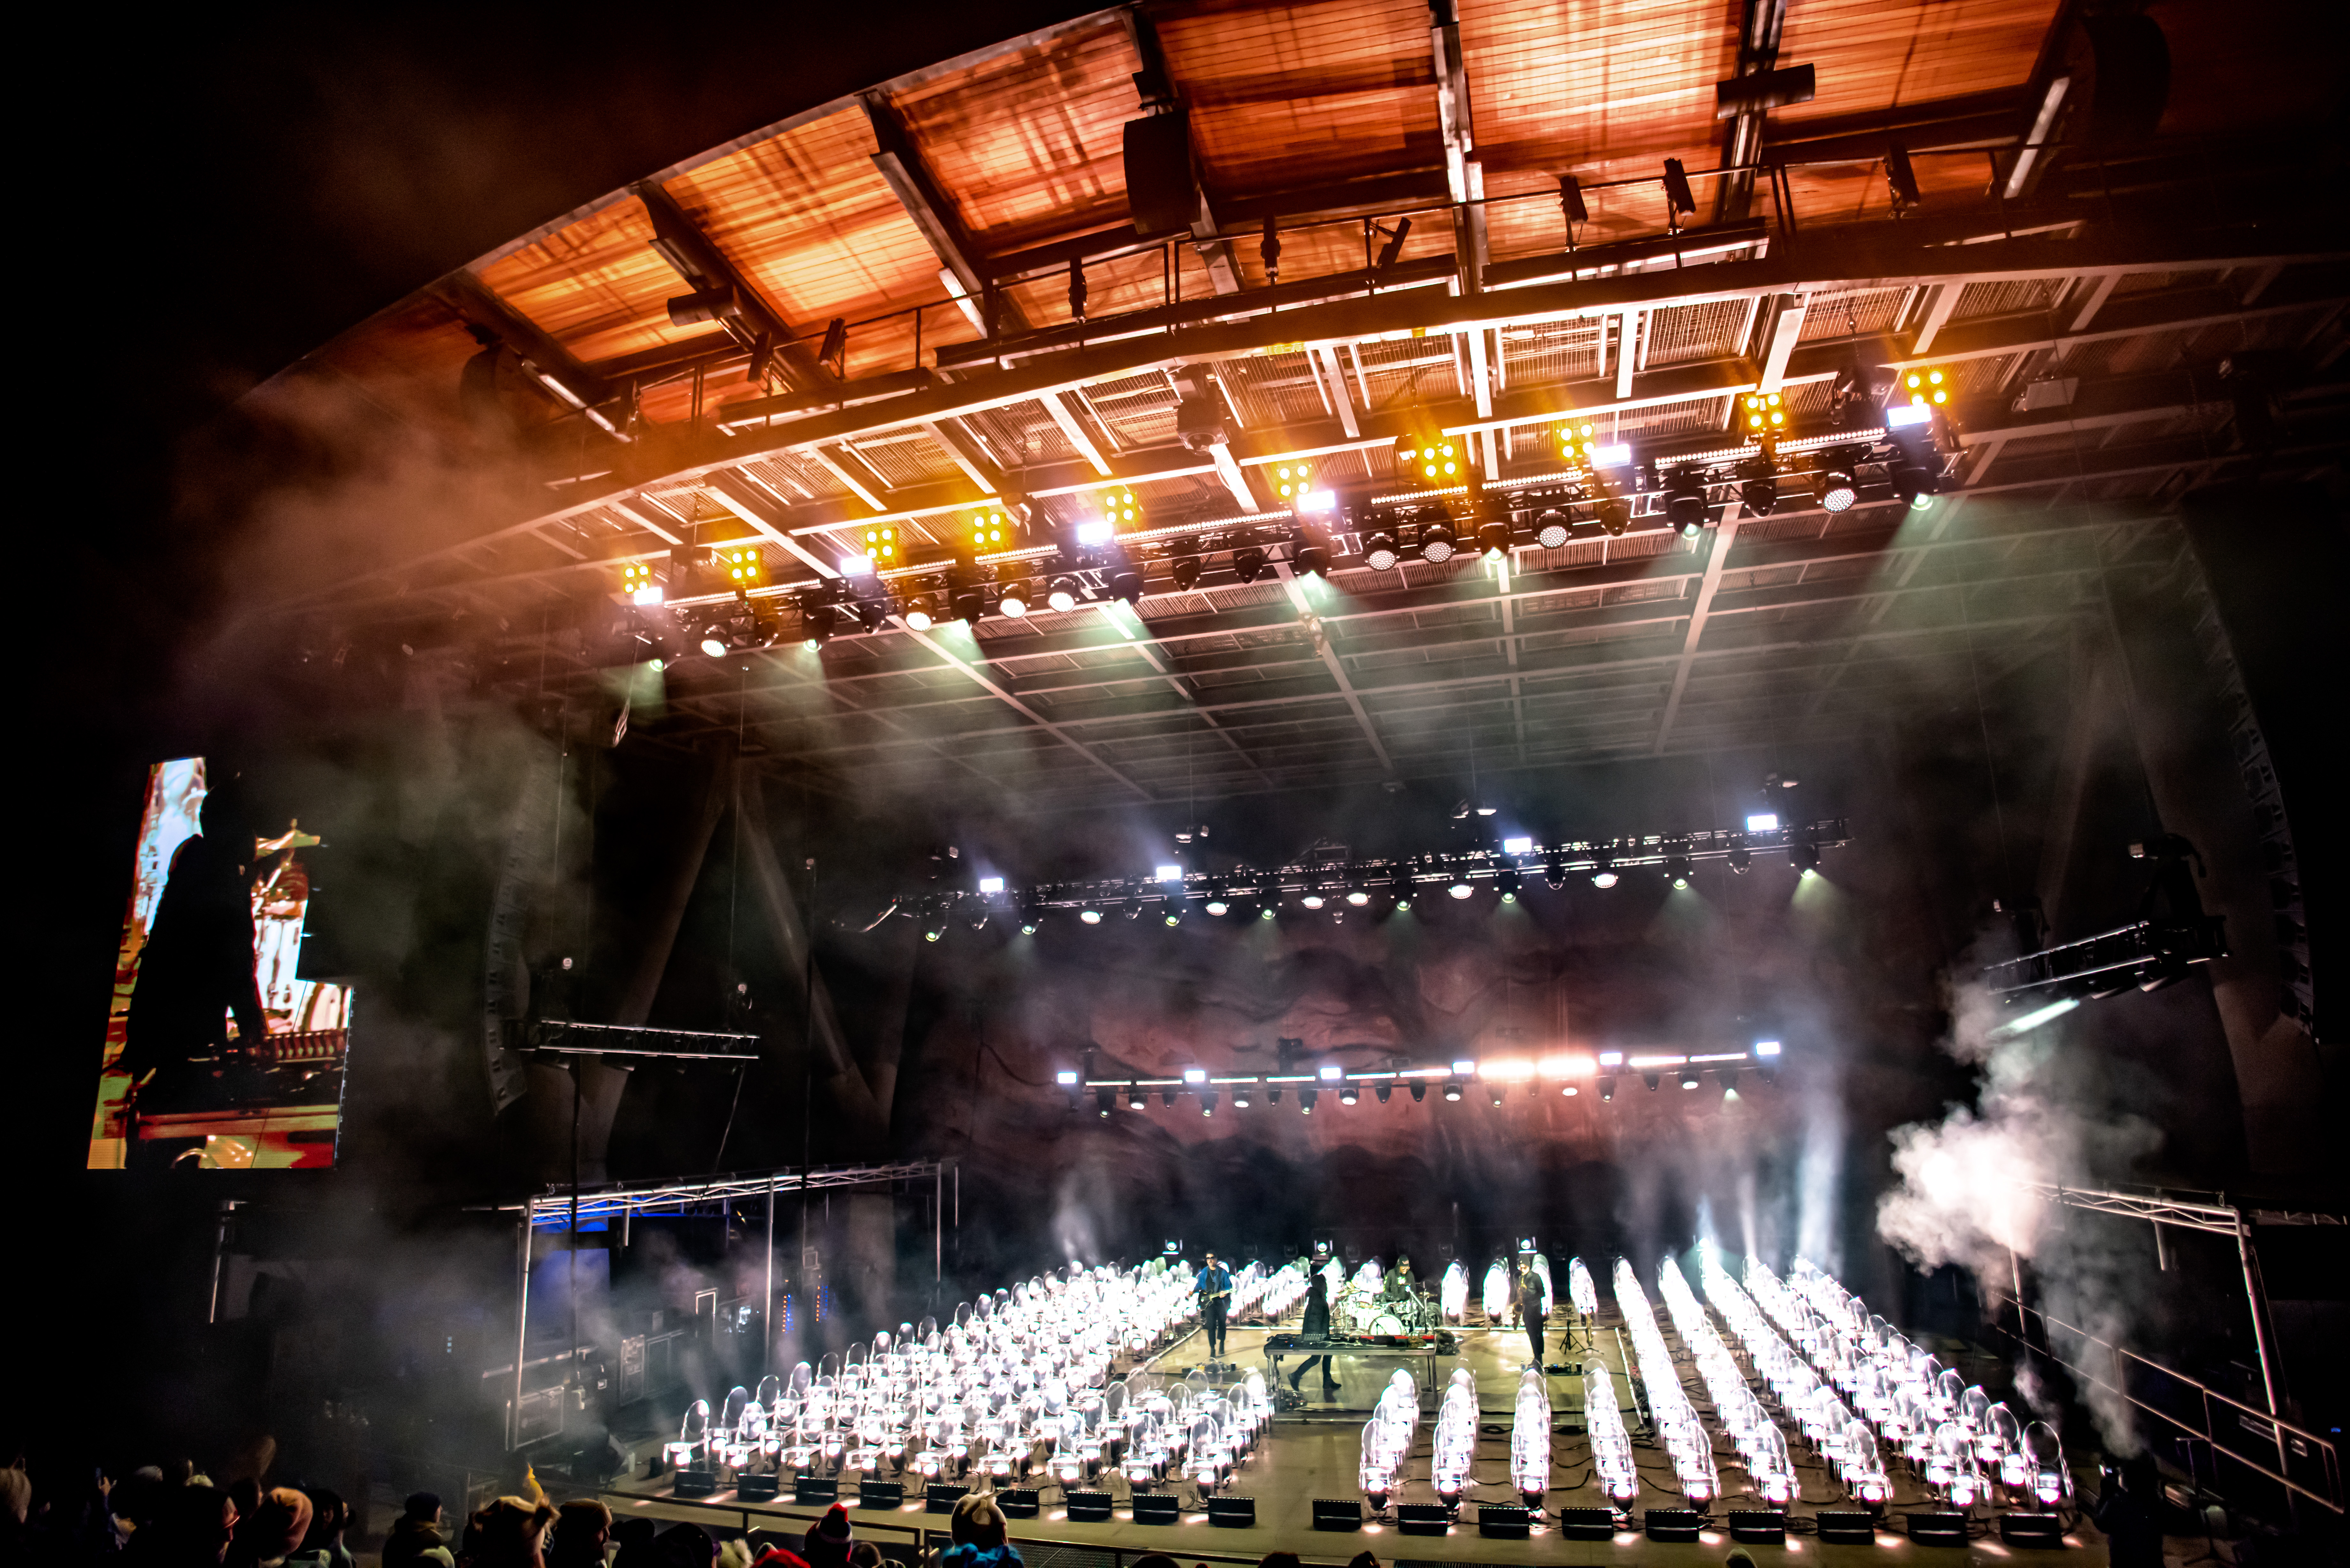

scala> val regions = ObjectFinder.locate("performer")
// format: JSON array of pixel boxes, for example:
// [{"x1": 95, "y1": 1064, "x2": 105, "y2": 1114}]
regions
[
  {"x1": 1379, "y1": 1254, "x2": 1418, "y2": 1302},
  {"x1": 1518, "y1": 1260, "x2": 1548, "y2": 1368},
  {"x1": 1287, "y1": 1270, "x2": 1339, "y2": 1397},
  {"x1": 1195, "y1": 1251, "x2": 1234, "y2": 1362}
]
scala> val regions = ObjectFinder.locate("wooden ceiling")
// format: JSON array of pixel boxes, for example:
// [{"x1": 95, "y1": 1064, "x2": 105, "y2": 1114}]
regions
[{"x1": 270, "y1": 0, "x2": 2350, "y2": 811}]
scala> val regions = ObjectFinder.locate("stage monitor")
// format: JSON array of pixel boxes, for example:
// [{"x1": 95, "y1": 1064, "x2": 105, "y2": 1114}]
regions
[{"x1": 89, "y1": 758, "x2": 356, "y2": 1170}]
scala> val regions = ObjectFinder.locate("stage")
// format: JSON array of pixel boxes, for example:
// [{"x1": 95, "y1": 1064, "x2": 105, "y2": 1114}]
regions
[{"x1": 601, "y1": 1318, "x2": 2107, "y2": 1565}]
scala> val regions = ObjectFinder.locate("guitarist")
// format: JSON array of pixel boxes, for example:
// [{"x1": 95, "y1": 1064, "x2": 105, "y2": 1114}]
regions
[{"x1": 1195, "y1": 1251, "x2": 1234, "y2": 1363}]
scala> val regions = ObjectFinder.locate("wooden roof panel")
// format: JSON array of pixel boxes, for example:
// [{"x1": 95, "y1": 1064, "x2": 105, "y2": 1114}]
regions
[
  {"x1": 478, "y1": 197, "x2": 690, "y2": 367},
  {"x1": 1770, "y1": 0, "x2": 2059, "y2": 128},
  {"x1": 1461, "y1": 0, "x2": 1735, "y2": 180},
  {"x1": 1157, "y1": 0, "x2": 1445, "y2": 196},
  {"x1": 887, "y1": 17, "x2": 1144, "y2": 254}
]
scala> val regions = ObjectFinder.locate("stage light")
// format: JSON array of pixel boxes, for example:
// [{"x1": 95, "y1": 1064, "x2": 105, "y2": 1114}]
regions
[
  {"x1": 1272, "y1": 462, "x2": 1313, "y2": 502},
  {"x1": 1161, "y1": 1088, "x2": 1179, "y2": 1108},
  {"x1": 901, "y1": 593, "x2": 936, "y2": 632},
  {"x1": 1345, "y1": 887, "x2": 1369, "y2": 907},
  {"x1": 1103, "y1": 549, "x2": 1144, "y2": 603},
  {"x1": 1663, "y1": 467, "x2": 1710, "y2": 537},
  {"x1": 1591, "y1": 860, "x2": 1619, "y2": 889},
  {"x1": 1728, "y1": 847, "x2": 1752, "y2": 874},
  {"x1": 719, "y1": 546, "x2": 765, "y2": 588},
  {"x1": 1127, "y1": 1087, "x2": 1147, "y2": 1110},
  {"x1": 1643, "y1": 1073, "x2": 1661, "y2": 1092},
  {"x1": 1561, "y1": 1083, "x2": 1579, "y2": 1097},
  {"x1": 1719, "y1": 1069, "x2": 1739, "y2": 1094},
  {"x1": 1738, "y1": 454, "x2": 1779, "y2": 516},
  {"x1": 1741, "y1": 390, "x2": 1786, "y2": 434},
  {"x1": 923, "y1": 914, "x2": 947, "y2": 942},
  {"x1": 969, "y1": 511, "x2": 1012, "y2": 553},
  {"x1": 1318, "y1": 1064, "x2": 1343, "y2": 1081},
  {"x1": 1046, "y1": 576, "x2": 1080, "y2": 613},
  {"x1": 1409, "y1": 1082, "x2": 1426, "y2": 1103},
  {"x1": 1489, "y1": 1083, "x2": 1506, "y2": 1106},
  {"x1": 1200, "y1": 1091, "x2": 1217, "y2": 1117},
  {"x1": 1397, "y1": 434, "x2": 1463, "y2": 483},
  {"x1": 700, "y1": 628, "x2": 729, "y2": 658},
  {"x1": 1232, "y1": 1082, "x2": 1252, "y2": 1108},
  {"x1": 1417, "y1": 519, "x2": 1458, "y2": 563},
  {"x1": 1813, "y1": 461, "x2": 1856, "y2": 513},
  {"x1": 1497, "y1": 866, "x2": 1520, "y2": 903},
  {"x1": 1544, "y1": 855, "x2": 1566, "y2": 890},
  {"x1": 1205, "y1": 893, "x2": 1230, "y2": 916},
  {"x1": 1452, "y1": 1058, "x2": 1475, "y2": 1074},
  {"x1": 1477, "y1": 517, "x2": 1513, "y2": 558},
  {"x1": 1375, "y1": 1083, "x2": 1392, "y2": 1103},
  {"x1": 1096, "y1": 488, "x2": 1141, "y2": 531},
  {"x1": 1079, "y1": 905, "x2": 1103, "y2": 924},
  {"x1": 1074, "y1": 518, "x2": 1113, "y2": 547},
  {"x1": 1680, "y1": 1067, "x2": 1702, "y2": 1090},
  {"x1": 1363, "y1": 528, "x2": 1401, "y2": 570},
  {"x1": 1339, "y1": 1084, "x2": 1359, "y2": 1105},
  {"x1": 1126, "y1": 899, "x2": 1144, "y2": 919},
  {"x1": 1164, "y1": 908, "x2": 1183, "y2": 926},
  {"x1": 1299, "y1": 1088, "x2": 1317, "y2": 1114},
  {"x1": 1886, "y1": 402, "x2": 1932, "y2": 430},
  {"x1": 1503, "y1": 834, "x2": 1533, "y2": 854},
  {"x1": 947, "y1": 568, "x2": 987, "y2": 622},
  {"x1": 1258, "y1": 906, "x2": 1276, "y2": 921},
  {"x1": 1891, "y1": 459, "x2": 1939, "y2": 510},
  {"x1": 1903, "y1": 367, "x2": 1951, "y2": 408},
  {"x1": 1300, "y1": 888, "x2": 1326, "y2": 910},
  {"x1": 1791, "y1": 842, "x2": 1821, "y2": 877},
  {"x1": 997, "y1": 580, "x2": 1031, "y2": 617},
  {"x1": 1183, "y1": 1066, "x2": 1207, "y2": 1083},
  {"x1": 1056, "y1": 1069, "x2": 1079, "y2": 1085},
  {"x1": 1535, "y1": 511, "x2": 1571, "y2": 549},
  {"x1": 1747, "y1": 811, "x2": 1779, "y2": 831},
  {"x1": 1156, "y1": 864, "x2": 1183, "y2": 882},
  {"x1": 1289, "y1": 526, "x2": 1330, "y2": 576},
  {"x1": 1169, "y1": 538, "x2": 1202, "y2": 590},
  {"x1": 1095, "y1": 1087, "x2": 1114, "y2": 1117},
  {"x1": 1595, "y1": 494, "x2": 1632, "y2": 535},
  {"x1": 1442, "y1": 1080, "x2": 1463, "y2": 1101},
  {"x1": 1447, "y1": 875, "x2": 1474, "y2": 899},
  {"x1": 1666, "y1": 853, "x2": 1693, "y2": 889},
  {"x1": 1754, "y1": 1039, "x2": 1781, "y2": 1056},
  {"x1": 1019, "y1": 908, "x2": 1041, "y2": 935},
  {"x1": 1390, "y1": 866, "x2": 1415, "y2": 907},
  {"x1": 1266, "y1": 1087, "x2": 1282, "y2": 1105},
  {"x1": 1599, "y1": 1078, "x2": 1615, "y2": 1101}
]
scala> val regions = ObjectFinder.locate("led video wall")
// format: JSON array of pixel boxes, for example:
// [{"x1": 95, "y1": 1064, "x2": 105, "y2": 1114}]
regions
[{"x1": 88, "y1": 758, "x2": 355, "y2": 1169}]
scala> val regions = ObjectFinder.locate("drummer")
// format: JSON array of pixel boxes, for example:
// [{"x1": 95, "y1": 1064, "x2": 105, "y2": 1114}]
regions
[{"x1": 1379, "y1": 1254, "x2": 1419, "y2": 1303}]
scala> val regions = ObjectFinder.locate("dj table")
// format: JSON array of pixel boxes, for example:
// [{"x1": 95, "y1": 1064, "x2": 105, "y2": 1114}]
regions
[{"x1": 1261, "y1": 1330, "x2": 1458, "y2": 1413}]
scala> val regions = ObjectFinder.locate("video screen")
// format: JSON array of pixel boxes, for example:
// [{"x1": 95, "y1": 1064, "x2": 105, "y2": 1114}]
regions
[{"x1": 88, "y1": 758, "x2": 355, "y2": 1169}]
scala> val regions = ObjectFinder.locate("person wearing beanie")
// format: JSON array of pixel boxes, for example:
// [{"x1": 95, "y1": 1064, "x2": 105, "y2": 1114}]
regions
[
  {"x1": 939, "y1": 1493, "x2": 1020, "y2": 1568},
  {"x1": 801, "y1": 1504, "x2": 854, "y2": 1568}
]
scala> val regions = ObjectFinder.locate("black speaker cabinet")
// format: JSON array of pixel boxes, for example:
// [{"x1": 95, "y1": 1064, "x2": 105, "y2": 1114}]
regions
[
  {"x1": 735, "y1": 1475, "x2": 779, "y2": 1503},
  {"x1": 994, "y1": 1489, "x2": 1037, "y2": 1520},
  {"x1": 1728, "y1": 1510, "x2": 1787, "y2": 1544},
  {"x1": 855, "y1": 1481, "x2": 904, "y2": 1511},
  {"x1": 1311, "y1": 1499, "x2": 1363, "y2": 1531},
  {"x1": 673, "y1": 1470, "x2": 718, "y2": 1500},
  {"x1": 1818, "y1": 1510, "x2": 1877, "y2": 1543},
  {"x1": 1559, "y1": 1506, "x2": 1618, "y2": 1541},
  {"x1": 1478, "y1": 1505, "x2": 1532, "y2": 1539},
  {"x1": 2001, "y1": 1513, "x2": 2068, "y2": 1548},
  {"x1": 923, "y1": 1483, "x2": 968, "y2": 1514},
  {"x1": 1396, "y1": 1504, "x2": 1452, "y2": 1536},
  {"x1": 1907, "y1": 1511, "x2": 1968, "y2": 1546},
  {"x1": 1132, "y1": 1492, "x2": 1180, "y2": 1525},
  {"x1": 1645, "y1": 1508, "x2": 1701, "y2": 1542},
  {"x1": 1207, "y1": 1497, "x2": 1257, "y2": 1528},
  {"x1": 794, "y1": 1477, "x2": 838, "y2": 1506},
  {"x1": 1121, "y1": 111, "x2": 1194, "y2": 236},
  {"x1": 1064, "y1": 1491, "x2": 1114, "y2": 1523}
]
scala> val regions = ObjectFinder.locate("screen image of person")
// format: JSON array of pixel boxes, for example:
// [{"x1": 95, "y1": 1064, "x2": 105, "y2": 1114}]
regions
[{"x1": 88, "y1": 759, "x2": 354, "y2": 1170}]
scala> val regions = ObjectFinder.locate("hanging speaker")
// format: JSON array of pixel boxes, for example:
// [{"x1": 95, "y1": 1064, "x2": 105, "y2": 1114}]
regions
[{"x1": 1124, "y1": 110, "x2": 1195, "y2": 235}]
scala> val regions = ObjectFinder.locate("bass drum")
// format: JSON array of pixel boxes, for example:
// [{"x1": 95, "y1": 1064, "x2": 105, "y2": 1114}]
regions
[{"x1": 1368, "y1": 1312, "x2": 1405, "y2": 1335}]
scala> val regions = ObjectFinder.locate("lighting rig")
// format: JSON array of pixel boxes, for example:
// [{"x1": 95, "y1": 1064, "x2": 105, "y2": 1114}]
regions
[
  {"x1": 888, "y1": 818, "x2": 1848, "y2": 942},
  {"x1": 1977, "y1": 836, "x2": 2228, "y2": 1037},
  {"x1": 622, "y1": 371, "x2": 1956, "y2": 656}
]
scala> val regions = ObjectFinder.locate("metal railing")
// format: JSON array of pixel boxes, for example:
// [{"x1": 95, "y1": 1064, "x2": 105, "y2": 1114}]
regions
[{"x1": 1988, "y1": 1293, "x2": 2343, "y2": 1515}]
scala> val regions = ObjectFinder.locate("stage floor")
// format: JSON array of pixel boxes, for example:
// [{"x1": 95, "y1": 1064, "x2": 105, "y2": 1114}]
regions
[{"x1": 604, "y1": 1319, "x2": 2108, "y2": 1566}]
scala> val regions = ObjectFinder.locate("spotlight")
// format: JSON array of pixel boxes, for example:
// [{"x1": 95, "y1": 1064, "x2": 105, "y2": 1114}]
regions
[
  {"x1": 1079, "y1": 904, "x2": 1103, "y2": 924},
  {"x1": 923, "y1": 912, "x2": 948, "y2": 942},
  {"x1": 1591, "y1": 859, "x2": 1619, "y2": 889},
  {"x1": 1447, "y1": 874, "x2": 1475, "y2": 899},
  {"x1": 1535, "y1": 511, "x2": 1571, "y2": 549},
  {"x1": 1663, "y1": 466, "x2": 1710, "y2": 537},
  {"x1": 1126, "y1": 900, "x2": 1146, "y2": 919},
  {"x1": 1679, "y1": 1067, "x2": 1701, "y2": 1090},
  {"x1": 1200, "y1": 1091, "x2": 1217, "y2": 1117},
  {"x1": 1095, "y1": 1087, "x2": 1114, "y2": 1117},
  {"x1": 997, "y1": 579, "x2": 1031, "y2": 618},
  {"x1": 1288, "y1": 526, "x2": 1330, "y2": 577},
  {"x1": 1363, "y1": 529, "x2": 1402, "y2": 571},
  {"x1": 1791, "y1": 842, "x2": 1821, "y2": 878},
  {"x1": 1104, "y1": 549, "x2": 1144, "y2": 603},
  {"x1": 798, "y1": 589, "x2": 840, "y2": 646},
  {"x1": 946, "y1": 566, "x2": 987, "y2": 622},
  {"x1": 1416, "y1": 519, "x2": 1458, "y2": 563},
  {"x1": 1339, "y1": 1084, "x2": 1359, "y2": 1106},
  {"x1": 1738, "y1": 454, "x2": 1779, "y2": 516},
  {"x1": 1890, "y1": 456, "x2": 1939, "y2": 510},
  {"x1": 1740, "y1": 390, "x2": 1786, "y2": 437},
  {"x1": 1267, "y1": 1087, "x2": 1283, "y2": 1105},
  {"x1": 1902, "y1": 367, "x2": 1951, "y2": 408},
  {"x1": 1543, "y1": 855, "x2": 1566, "y2": 890},
  {"x1": 1665, "y1": 852, "x2": 1692, "y2": 889},
  {"x1": 1127, "y1": 1087, "x2": 1147, "y2": 1110},
  {"x1": 1271, "y1": 462, "x2": 1313, "y2": 502},
  {"x1": 1812, "y1": 460, "x2": 1857, "y2": 513},
  {"x1": 900, "y1": 592, "x2": 937, "y2": 632},
  {"x1": 1169, "y1": 539, "x2": 1203, "y2": 590},
  {"x1": 1561, "y1": 1083, "x2": 1579, "y2": 1097},
  {"x1": 1728, "y1": 847, "x2": 1752, "y2": 875},
  {"x1": 1442, "y1": 1080, "x2": 1463, "y2": 1102},
  {"x1": 1643, "y1": 1073, "x2": 1661, "y2": 1092},
  {"x1": 1488, "y1": 1083, "x2": 1506, "y2": 1107},
  {"x1": 1375, "y1": 1083, "x2": 1392, "y2": 1104},
  {"x1": 1205, "y1": 883, "x2": 1231, "y2": 916},
  {"x1": 1232, "y1": 1082, "x2": 1253, "y2": 1108},
  {"x1": 1397, "y1": 434, "x2": 1464, "y2": 484},
  {"x1": 1019, "y1": 904, "x2": 1042, "y2": 935},
  {"x1": 1300, "y1": 1088, "x2": 1318, "y2": 1115},
  {"x1": 1409, "y1": 1082, "x2": 1426, "y2": 1103},
  {"x1": 1345, "y1": 887, "x2": 1369, "y2": 907},
  {"x1": 1391, "y1": 866, "x2": 1415, "y2": 909},
  {"x1": 621, "y1": 559, "x2": 664, "y2": 606},
  {"x1": 1161, "y1": 1088, "x2": 1179, "y2": 1108},
  {"x1": 1164, "y1": 907, "x2": 1183, "y2": 927},
  {"x1": 1232, "y1": 537, "x2": 1269, "y2": 583},
  {"x1": 1046, "y1": 576, "x2": 1081, "y2": 613},
  {"x1": 1496, "y1": 866, "x2": 1520, "y2": 903},
  {"x1": 1594, "y1": 494, "x2": 1632, "y2": 536},
  {"x1": 699, "y1": 627, "x2": 730, "y2": 658},
  {"x1": 1477, "y1": 517, "x2": 1513, "y2": 558},
  {"x1": 968, "y1": 510, "x2": 1013, "y2": 554},
  {"x1": 1258, "y1": 906, "x2": 1276, "y2": 921},
  {"x1": 1300, "y1": 886, "x2": 1326, "y2": 911},
  {"x1": 1720, "y1": 1069, "x2": 1739, "y2": 1094},
  {"x1": 1093, "y1": 488, "x2": 1141, "y2": 532},
  {"x1": 1599, "y1": 1078, "x2": 1614, "y2": 1101}
]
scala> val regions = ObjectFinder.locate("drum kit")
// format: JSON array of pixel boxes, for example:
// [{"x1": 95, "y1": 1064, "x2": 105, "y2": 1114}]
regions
[{"x1": 1335, "y1": 1285, "x2": 1440, "y2": 1338}]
